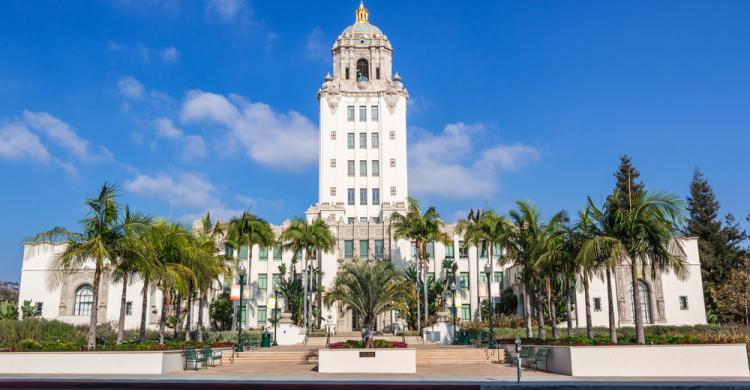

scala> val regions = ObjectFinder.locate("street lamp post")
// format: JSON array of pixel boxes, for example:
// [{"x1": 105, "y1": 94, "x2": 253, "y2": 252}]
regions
[
  {"x1": 484, "y1": 263, "x2": 495, "y2": 349},
  {"x1": 450, "y1": 278, "x2": 457, "y2": 345},
  {"x1": 235, "y1": 264, "x2": 247, "y2": 353},
  {"x1": 272, "y1": 280, "x2": 280, "y2": 346}
]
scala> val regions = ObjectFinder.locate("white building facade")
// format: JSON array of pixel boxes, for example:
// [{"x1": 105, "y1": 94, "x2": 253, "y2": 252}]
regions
[{"x1": 16, "y1": 2, "x2": 708, "y2": 334}]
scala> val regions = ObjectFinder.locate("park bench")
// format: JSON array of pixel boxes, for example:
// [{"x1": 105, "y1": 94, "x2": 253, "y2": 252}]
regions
[
  {"x1": 508, "y1": 345, "x2": 533, "y2": 366},
  {"x1": 183, "y1": 347, "x2": 207, "y2": 370},
  {"x1": 202, "y1": 346, "x2": 223, "y2": 367}
]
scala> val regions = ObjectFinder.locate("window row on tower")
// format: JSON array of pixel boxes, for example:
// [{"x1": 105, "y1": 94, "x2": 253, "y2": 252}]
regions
[
  {"x1": 347, "y1": 105, "x2": 379, "y2": 122},
  {"x1": 345, "y1": 132, "x2": 380, "y2": 149},
  {"x1": 344, "y1": 239, "x2": 385, "y2": 259}
]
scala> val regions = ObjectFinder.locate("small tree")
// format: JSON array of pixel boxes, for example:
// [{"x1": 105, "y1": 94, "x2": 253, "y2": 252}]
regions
[
  {"x1": 0, "y1": 302, "x2": 19, "y2": 320},
  {"x1": 209, "y1": 292, "x2": 233, "y2": 330},
  {"x1": 712, "y1": 268, "x2": 750, "y2": 326}
]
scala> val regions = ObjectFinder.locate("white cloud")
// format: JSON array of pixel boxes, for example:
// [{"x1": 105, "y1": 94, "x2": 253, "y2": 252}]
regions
[
  {"x1": 305, "y1": 27, "x2": 327, "y2": 61},
  {"x1": 154, "y1": 117, "x2": 183, "y2": 139},
  {"x1": 124, "y1": 172, "x2": 216, "y2": 208},
  {"x1": 22, "y1": 111, "x2": 113, "y2": 162},
  {"x1": 180, "y1": 90, "x2": 318, "y2": 170},
  {"x1": 0, "y1": 122, "x2": 51, "y2": 163},
  {"x1": 205, "y1": 0, "x2": 251, "y2": 26},
  {"x1": 409, "y1": 122, "x2": 539, "y2": 199},
  {"x1": 161, "y1": 47, "x2": 180, "y2": 63},
  {"x1": 117, "y1": 76, "x2": 144, "y2": 98},
  {"x1": 182, "y1": 135, "x2": 207, "y2": 160}
]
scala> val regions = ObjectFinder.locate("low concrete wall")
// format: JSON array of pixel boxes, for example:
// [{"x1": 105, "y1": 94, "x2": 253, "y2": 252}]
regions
[
  {"x1": 0, "y1": 350, "x2": 186, "y2": 374},
  {"x1": 318, "y1": 348, "x2": 416, "y2": 373},
  {"x1": 513, "y1": 344, "x2": 749, "y2": 377}
]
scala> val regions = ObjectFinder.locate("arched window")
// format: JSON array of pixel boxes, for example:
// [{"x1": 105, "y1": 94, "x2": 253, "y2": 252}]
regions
[
  {"x1": 74, "y1": 284, "x2": 94, "y2": 316},
  {"x1": 356, "y1": 59, "x2": 369, "y2": 81},
  {"x1": 629, "y1": 280, "x2": 652, "y2": 324}
]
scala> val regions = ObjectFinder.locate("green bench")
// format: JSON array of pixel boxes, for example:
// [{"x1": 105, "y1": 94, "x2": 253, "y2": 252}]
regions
[
  {"x1": 525, "y1": 348, "x2": 551, "y2": 371},
  {"x1": 183, "y1": 347, "x2": 207, "y2": 370},
  {"x1": 508, "y1": 345, "x2": 533, "y2": 366},
  {"x1": 202, "y1": 346, "x2": 223, "y2": 367}
]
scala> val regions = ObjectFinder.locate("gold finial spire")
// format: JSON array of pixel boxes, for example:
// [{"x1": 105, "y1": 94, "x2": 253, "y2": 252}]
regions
[{"x1": 355, "y1": 1, "x2": 369, "y2": 23}]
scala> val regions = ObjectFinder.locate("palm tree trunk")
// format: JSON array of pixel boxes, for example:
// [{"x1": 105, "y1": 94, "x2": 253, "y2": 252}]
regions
[
  {"x1": 631, "y1": 262, "x2": 645, "y2": 344},
  {"x1": 476, "y1": 249, "x2": 482, "y2": 322},
  {"x1": 196, "y1": 293, "x2": 205, "y2": 342},
  {"x1": 317, "y1": 252, "x2": 323, "y2": 329},
  {"x1": 546, "y1": 277, "x2": 558, "y2": 339},
  {"x1": 184, "y1": 288, "x2": 192, "y2": 342},
  {"x1": 139, "y1": 279, "x2": 149, "y2": 343},
  {"x1": 415, "y1": 257, "x2": 421, "y2": 332},
  {"x1": 536, "y1": 295, "x2": 546, "y2": 340},
  {"x1": 87, "y1": 265, "x2": 102, "y2": 350},
  {"x1": 583, "y1": 275, "x2": 592, "y2": 339},
  {"x1": 565, "y1": 277, "x2": 573, "y2": 337},
  {"x1": 116, "y1": 273, "x2": 128, "y2": 344},
  {"x1": 303, "y1": 253, "x2": 308, "y2": 333},
  {"x1": 422, "y1": 259, "x2": 429, "y2": 327},
  {"x1": 159, "y1": 290, "x2": 167, "y2": 344},
  {"x1": 173, "y1": 292, "x2": 180, "y2": 339},
  {"x1": 523, "y1": 284, "x2": 532, "y2": 338},
  {"x1": 606, "y1": 267, "x2": 618, "y2": 343}
]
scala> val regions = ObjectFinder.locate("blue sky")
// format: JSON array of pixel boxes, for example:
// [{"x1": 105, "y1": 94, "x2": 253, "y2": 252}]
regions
[{"x1": 1, "y1": 0, "x2": 749, "y2": 282}]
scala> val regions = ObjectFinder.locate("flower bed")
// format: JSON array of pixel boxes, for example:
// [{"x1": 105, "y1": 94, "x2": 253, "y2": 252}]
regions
[{"x1": 327, "y1": 339, "x2": 408, "y2": 349}]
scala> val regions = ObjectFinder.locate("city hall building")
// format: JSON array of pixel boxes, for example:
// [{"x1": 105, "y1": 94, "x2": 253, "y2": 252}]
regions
[{"x1": 17, "y1": 3, "x2": 708, "y2": 334}]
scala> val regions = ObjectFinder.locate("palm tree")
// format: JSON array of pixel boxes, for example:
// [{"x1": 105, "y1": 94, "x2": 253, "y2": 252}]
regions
[
  {"x1": 456, "y1": 210, "x2": 513, "y2": 325},
  {"x1": 581, "y1": 191, "x2": 687, "y2": 344},
  {"x1": 188, "y1": 213, "x2": 227, "y2": 342},
  {"x1": 506, "y1": 200, "x2": 566, "y2": 340},
  {"x1": 391, "y1": 198, "x2": 449, "y2": 331},
  {"x1": 324, "y1": 260, "x2": 410, "y2": 330},
  {"x1": 277, "y1": 263, "x2": 304, "y2": 326},
  {"x1": 111, "y1": 206, "x2": 152, "y2": 344},
  {"x1": 280, "y1": 218, "x2": 335, "y2": 331},
  {"x1": 224, "y1": 211, "x2": 274, "y2": 331},
  {"x1": 36, "y1": 183, "x2": 122, "y2": 349}
]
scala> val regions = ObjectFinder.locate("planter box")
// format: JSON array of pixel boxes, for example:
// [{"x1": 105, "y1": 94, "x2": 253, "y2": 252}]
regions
[
  {"x1": 0, "y1": 348, "x2": 230, "y2": 375},
  {"x1": 514, "y1": 344, "x2": 749, "y2": 377},
  {"x1": 318, "y1": 348, "x2": 416, "y2": 373}
]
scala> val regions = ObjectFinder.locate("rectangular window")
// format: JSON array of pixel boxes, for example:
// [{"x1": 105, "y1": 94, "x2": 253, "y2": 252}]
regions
[
  {"x1": 239, "y1": 245, "x2": 249, "y2": 260},
  {"x1": 372, "y1": 160, "x2": 379, "y2": 176},
  {"x1": 360, "y1": 188, "x2": 367, "y2": 205},
  {"x1": 238, "y1": 305, "x2": 247, "y2": 328},
  {"x1": 347, "y1": 132, "x2": 355, "y2": 148},
  {"x1": 347, "y1": 188, "x2": 355, "y2": 205},
  {"x1": 330, "y1": 187, "x2": 336, "y2": 196},
  {"x1": 344, "y1": 240, "x2": 354, "y2": 258},
  {"x1": 390, "y1": 158, "x2": 396, "y2": 168},
  {"x1": 348, "y1": 217, "x2": 355, "y2": 224},
  {"x1": 371, "y1": 133, "x2": 379, "y2": 148},
  {"x1": 372, "y1": 217, "x2": 381, "y2": 224},
  {"x1": 360, "y1": 217, "x2": 368, "y2": 224},
  {"x1": 272, "y1": 273, "x2": 281, "y2": 290},
  {"x1": 410, "y1": 241, "x2": 417, "y2": 260},
  {"x1": 347, "y1": 106, "x2": 354, "y2": 121},
  {"x1": 360, "y1": 160, "x2": 367, "y2": 176},
  {"x1": 461, "y1": 304, "x2": 471, "y2": 321},
  {"x1": 374, "y1": 239, "x2": 384, "y2": 258},
  {"x1": 480, "y1": 273, "x2": 488, "y2": 285},
  {"x1": 330, "y1": 158, "x2": 336, "y2": 168},
  {"x1": 376, "y1": 67, "x2": 380, "y2": 79},
  {"x1": 493, "y1": 271, "x2": 503, "y2": 284},
  {"x1": 479, "y1": 242, "x2": 488, "y2": 258},
  {"x1": 359, "y1": 106, "x2": 366, "y2": 122},
  {"x1": 359, "y1": 239, "x2": 368, "y2": 258},
  {"x1": 347, "y1": 160, "x2": 355, "y2": 177},
  {"x1": 371, "y1": 106, "x2": 379, "y2": 121},
  {"x1": 459, "y1": 241, "x2": 468, "y2": 258},
  {"x1": 679, "y1": 296, "x2": 689, "y2": 310},
  {"x1": 258, "y1": 274, "x2": 268, "y2": 293},
  {"x1": 257, "y1": 306, "x2": 267, "y2": 325},
  {"x1": 372, "y1": 188, "x2": 380, "y2": 205},
  {"x1": 35, "y1": 302, "x2": 43, "y2": 316},
  {"x1": 593, "y1": 297, "x2": 602, "y2": 312},
  {"x1": 459, "y1": 272, "x2": 469, "y2": 290},
  {"x1": 259, "y1": 246, "x2": 268, "y2": 261},
  {"x1": 445, "y1": 243, "x2": 454, "y2": 258},
  {"x1": 359, "y1": 132, "x2": 367, "y2": 149},
  {"x1": 427, "y1": 242, "x2": 435, "y2": 259},
  {"x1": 273, "y1": 245, "x2": 282, "y2": 260},
  {"x1": 125, "y1": 301, "x2": 132, "y2": 316},
  {"x1": 224, "y1": 246, "x2": 234, "y2": 259},
  {"x1": 345, "y1": 67, "x2": 350, "y2": 80},
  {"x1": 389, "y1": 130, "x2": 395, "y2": 140}
]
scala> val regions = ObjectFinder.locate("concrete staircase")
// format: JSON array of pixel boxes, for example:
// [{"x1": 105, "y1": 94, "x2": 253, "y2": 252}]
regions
[
  {"x1": 222, "y1": 348, "x2": 318, "y2": 365},
  {"x1": 416, "y1": 346, "x2": 502, "y2": 365}
]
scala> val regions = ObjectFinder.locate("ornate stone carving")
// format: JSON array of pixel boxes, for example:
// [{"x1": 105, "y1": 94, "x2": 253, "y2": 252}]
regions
[{"x1": 317, "y1": 74, "x2": 341, "y2": 115}]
